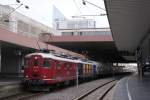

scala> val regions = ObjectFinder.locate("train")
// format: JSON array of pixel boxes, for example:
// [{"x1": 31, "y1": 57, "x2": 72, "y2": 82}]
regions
[{"x1": 23, "y1": 50, "x2": 119, "y2": 91}]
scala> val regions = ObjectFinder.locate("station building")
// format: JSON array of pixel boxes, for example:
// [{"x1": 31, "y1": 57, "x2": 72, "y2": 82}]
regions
[
  {"x1": 0, "y1": 4, "x2": 61, "y2": 38},
  {"x1": 0, "y1": 4, "x2": 118, "y2": 79}
]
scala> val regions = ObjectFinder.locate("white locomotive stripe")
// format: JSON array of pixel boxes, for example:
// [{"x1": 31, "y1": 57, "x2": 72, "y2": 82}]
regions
[{"x1": 26, "y1": 53, "x2": 81, "y2": 63}]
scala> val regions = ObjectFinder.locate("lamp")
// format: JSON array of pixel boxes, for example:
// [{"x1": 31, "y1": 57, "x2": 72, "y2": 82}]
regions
[
  {"x1": 82, "y1": 0, "x2": 106, "y2": 11},
  {"x1": 0, "y1": 0, "x2": 29, "y2": 22}
]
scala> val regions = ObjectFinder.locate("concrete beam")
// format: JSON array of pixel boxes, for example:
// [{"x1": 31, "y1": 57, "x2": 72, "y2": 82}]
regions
[
  {"x1": 40, "y1": 35, "x2": 113, "y2": 43},
  {"x1": 0, "y1": 27, "x2": 84, "y2": 58}
]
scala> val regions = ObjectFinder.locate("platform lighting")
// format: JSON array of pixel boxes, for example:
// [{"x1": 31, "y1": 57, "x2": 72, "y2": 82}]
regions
[
  {"x1": 82, "y1": 0, "x2": 106, "y2": 11},
  {"x1": 16, "y1": 0, "x2": 29, "y2": 9},
  {"x1": 25, "y1": 5, "x2": 29, "y2": 9},
  {"x1": 16, "y1": 0, "x2": 21, "y2": 3},
  {"x1": 1, "y1": 1, "x2": 29, "y2": 22},
  {"x1": 82, "y1": 0, "x2": 86, "y2": 5}
]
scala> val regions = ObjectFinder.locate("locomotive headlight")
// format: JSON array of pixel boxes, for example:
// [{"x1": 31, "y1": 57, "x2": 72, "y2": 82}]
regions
[
  {"x1": 25, "y1": 75, "x2": 29, "y2": 78},
  {"x1": 43, "y1": 75, "x2": 46, "y2": 78}
]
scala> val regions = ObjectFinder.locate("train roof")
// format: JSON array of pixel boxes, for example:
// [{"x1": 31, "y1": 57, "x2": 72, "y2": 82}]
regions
[
  {"x1": 26, "y1": 52, "x2": 98, "y2": 65},
  {"x1": 26, "y1": 53, "x2": 80, "y2": 63},
  {"x1": 26, "y1": 53, "x2": 97, "y2": 65}
]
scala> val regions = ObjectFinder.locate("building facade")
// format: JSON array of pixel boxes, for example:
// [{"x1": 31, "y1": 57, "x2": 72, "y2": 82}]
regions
[
  {"x1": 59, "y1": 28, "x2": 111, "y2": 36},
  {"x1": 0, "y1": 4, "x2": 60, "y2": 38},
  {"x1": 52, "y1": 6, "x2": 96, "y2": 29},
  {"x1": 52, "y1": 5, "x2": 111, "y2": 36}
]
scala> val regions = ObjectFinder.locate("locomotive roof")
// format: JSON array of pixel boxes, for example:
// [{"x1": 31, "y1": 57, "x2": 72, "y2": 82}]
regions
[{"x1": 26, "y1": 52, "x2": 93, "y2": 64}]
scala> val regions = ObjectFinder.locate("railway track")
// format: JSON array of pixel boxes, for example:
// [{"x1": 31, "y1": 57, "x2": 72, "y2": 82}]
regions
[
  {"x1": 1, "y1": 92, "x2": 44, "y2": 100},
  {"x1": 1, "y1": 78, "x2": 118, "y2": 100},
  {"x1": 73, "y1": 80, "x2": 117, "y2": 100}
]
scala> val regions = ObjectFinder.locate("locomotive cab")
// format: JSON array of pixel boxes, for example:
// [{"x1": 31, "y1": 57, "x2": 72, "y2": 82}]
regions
[{"x1": 24, "y1": 54, "x2": 55, "y2": 85}]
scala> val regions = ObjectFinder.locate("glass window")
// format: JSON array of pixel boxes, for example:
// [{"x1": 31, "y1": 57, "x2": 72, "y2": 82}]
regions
[
  {"x1": 56, "y1": 62, "x2": 61, "y2": 69},
  {"x1": 79, "y1": 32, "x2": 83, "y2": 35},
  {"x1": 65, "y1": 63, "x2": 70, "y2": 69},
  {"x1": 71, "y1": 32, "x2": 74, "y2": 36},
  {"x1": 43, "y1": 59, "x2": 50, "y2": 67},
  {"x1": 34, "y1": 59, "x2": 38, "y2": 66}
]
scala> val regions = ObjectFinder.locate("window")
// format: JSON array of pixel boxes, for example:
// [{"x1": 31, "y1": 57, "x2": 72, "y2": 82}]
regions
[
  {"x1": 79, "y1": 32, "x2": 83, "y2": 35},
  {"x1": 34, "y1": 59, "x2": 38, "y2": 66},
  {"x1": 65, "y1": 63, "x2": 70, "y2": 69},
  {"x1": 56, "y1": 62, "x2": 61, "y2": 69},
  {"x1": 43, "y1": 59, "x2": 50, "y2": 67},
  {"x1": 71, "y1": 32, "x2": 74, "y2": 36}
]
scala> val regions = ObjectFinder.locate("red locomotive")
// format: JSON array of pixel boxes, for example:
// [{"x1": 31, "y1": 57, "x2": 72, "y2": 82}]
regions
[
  {"x1": 23, "y1": 49, "x2": 122, "y2": 91},
  {"x1": 23, "y1": 50, "x2": 116, "y2": 91}
]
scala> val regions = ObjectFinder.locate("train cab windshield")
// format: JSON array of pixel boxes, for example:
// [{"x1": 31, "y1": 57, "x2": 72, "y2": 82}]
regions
[
  {"x1": 25, "y1": 56, "x2": 54, "y2": 68},
  {"x1": 25, "y1": 56, "x2": 42, "y2": 67},
  {"x1": 43, "y1": 58, "x2": 51, "y2": 67},
  {"x1": 34, "y1": 59, "x2": 38, "y2": 66}
]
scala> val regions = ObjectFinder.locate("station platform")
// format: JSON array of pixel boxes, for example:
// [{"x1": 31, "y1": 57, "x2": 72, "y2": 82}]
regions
[
  {"x1": 112, "y1": 72, "x2": 150, "y2": 100},
  {"x1": 0, "y1": 79, "x2": 22, "y2": 98}
]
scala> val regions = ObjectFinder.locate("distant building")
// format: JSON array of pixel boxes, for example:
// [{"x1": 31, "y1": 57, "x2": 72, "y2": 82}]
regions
[
  {"x1": 0, "y1": 4, "x2": 60, "y2": 38},
  {"x1": 52, "y1": 5, "x2": 67, "y2": 30},
  {"x1": 52, "y1": 5, "x2": 111, "y2": 36},
  {"x1": 59, "y1": 28, "x2": 111, "y2": 36},
  {"x1": 52, "y1": 6, "x2": 96, "y2": 29}
]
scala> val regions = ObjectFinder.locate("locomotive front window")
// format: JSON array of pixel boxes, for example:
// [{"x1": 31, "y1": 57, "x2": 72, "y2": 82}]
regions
[
  {"x1": 34, "y1": 59, "x2": 38, "y2": 66},
  {"x1": 43, "y1": 58, "x2": 50, "y2": 67}
]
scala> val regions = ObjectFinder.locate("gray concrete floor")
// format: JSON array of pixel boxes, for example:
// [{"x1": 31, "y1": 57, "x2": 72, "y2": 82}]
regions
[{"x1": 113, "y1": 72, "x2": 150, "y2": 100}]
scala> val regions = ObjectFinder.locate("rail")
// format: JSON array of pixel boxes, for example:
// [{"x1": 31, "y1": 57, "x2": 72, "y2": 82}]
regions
[{"x1": 73, "y1": 80, "x2": 116, "y2": 100}]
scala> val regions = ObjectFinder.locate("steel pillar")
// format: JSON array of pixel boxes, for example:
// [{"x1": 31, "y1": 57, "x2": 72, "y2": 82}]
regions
[{"x1": 138, "y1": 63, "x2": 143, "y2": 79}]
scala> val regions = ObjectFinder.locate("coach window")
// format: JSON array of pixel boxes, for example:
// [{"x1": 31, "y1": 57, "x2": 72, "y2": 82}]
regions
[
  {"x1": 65, "y1": 63, "x2": 70, "y2": 69},
  {"x1": 34, "y1": 59, "x2": 38, "y2": 66},
  {"x1": 56, "y1": 62, "x2": 61, "y2": 69},
  {"x1": 44, "y1": 58, "x2": 50, "y2": 67},
  {"x1": 70, "y1": 63, "x2": 74, "y2": 70}
]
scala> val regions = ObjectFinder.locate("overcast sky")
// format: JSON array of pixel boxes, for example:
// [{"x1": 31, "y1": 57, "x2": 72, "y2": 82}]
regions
[{"x1": 0, "y1": 0, "x2": 109, "y2": 28}]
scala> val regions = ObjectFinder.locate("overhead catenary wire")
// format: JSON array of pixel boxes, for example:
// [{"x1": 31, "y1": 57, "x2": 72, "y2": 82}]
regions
[
  {"x1": 0, "y1": 0, "x2": 29, "y2": 22},
  {"x1": 0, "y1": 3, "x2": 23, "y2": 21},
  {"x1": 82, "y1": 0, "x2": 106, "y2": 11},
  {"x1": 73, "y1": 0, "x2": 82, "y2": 15}
]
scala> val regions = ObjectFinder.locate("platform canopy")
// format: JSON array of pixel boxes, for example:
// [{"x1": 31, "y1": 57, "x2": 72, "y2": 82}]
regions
[
  {"x1": 41, "y1": 35, "x2": 126, "y2": 62},
  {"x1": 104, "y1": 0, "x2": 150, "y2": 61}
]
